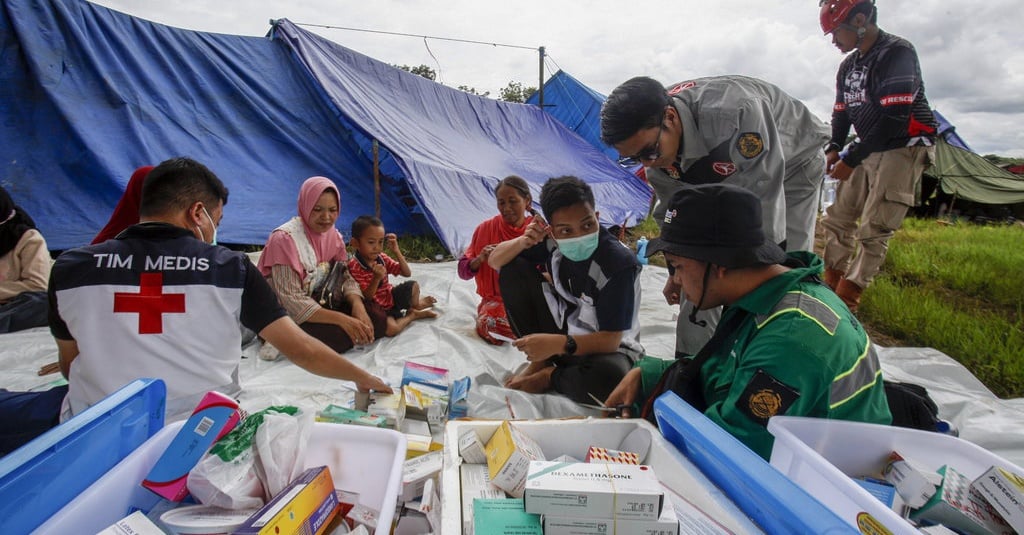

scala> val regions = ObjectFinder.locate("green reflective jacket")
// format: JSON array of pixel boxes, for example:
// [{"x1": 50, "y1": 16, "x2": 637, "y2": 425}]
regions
[{"x1": 638, "y1": 252, "x2": 891, "y2": 459}]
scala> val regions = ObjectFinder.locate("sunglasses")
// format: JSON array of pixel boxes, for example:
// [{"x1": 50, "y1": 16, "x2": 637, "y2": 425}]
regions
[{"x1": 618, "y1": 114, "x2": 666, "y2": 167}]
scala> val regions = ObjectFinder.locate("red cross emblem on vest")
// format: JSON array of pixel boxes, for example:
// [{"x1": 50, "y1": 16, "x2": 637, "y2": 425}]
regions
[{"x1": 114, "y1": 272, "x2": 186, "y2": 334}]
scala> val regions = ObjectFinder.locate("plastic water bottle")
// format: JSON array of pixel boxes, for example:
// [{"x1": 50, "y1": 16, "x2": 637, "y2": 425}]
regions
[
  {"x1": 821, "y1": 178, "x2": 838, "y2": 212},
  {"x1": 636, "y1": 236, "x2": 649, "y2": 265}
]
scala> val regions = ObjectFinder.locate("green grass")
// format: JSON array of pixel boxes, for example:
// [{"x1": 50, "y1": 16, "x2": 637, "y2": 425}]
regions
[
  {"x1": 394, "y1": 234, "x2": 450, "y2": 262},
  {"x1": 882, "y1": 218, "x2": 1024, "y2": 308},
  {"x1": 628, "y1": 216, "x2": 667, "y2": 268},
  {"x1": 860, "y1": 218, "x2": 1024, "y2": 398}
]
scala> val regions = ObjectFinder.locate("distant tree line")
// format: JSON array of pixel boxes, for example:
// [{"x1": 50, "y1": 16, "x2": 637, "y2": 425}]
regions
[{"x1": 393, "y1": 64, "x2": 537, "y2": 103}]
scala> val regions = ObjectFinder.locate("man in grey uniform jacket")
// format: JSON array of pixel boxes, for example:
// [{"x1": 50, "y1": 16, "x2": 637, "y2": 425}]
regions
[{"x1": 601, "y1": 75, "x2": 829, "y2": 355}]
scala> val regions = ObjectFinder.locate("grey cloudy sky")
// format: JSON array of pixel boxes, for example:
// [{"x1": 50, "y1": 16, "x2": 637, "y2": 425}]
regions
[{"x1": 93, "y1": 0, "x2": 1024, "y2": 157}]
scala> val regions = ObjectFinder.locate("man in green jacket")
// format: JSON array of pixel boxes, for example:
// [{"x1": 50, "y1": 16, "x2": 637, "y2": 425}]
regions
[{"x1": 605, "y1": 183, "x2": 891, "y2": 459}]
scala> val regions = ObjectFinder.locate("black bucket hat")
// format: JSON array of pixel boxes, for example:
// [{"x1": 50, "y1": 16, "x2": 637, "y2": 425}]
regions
[{"x1": 646, "y1": 183, "x2": 787, "y2": 268}]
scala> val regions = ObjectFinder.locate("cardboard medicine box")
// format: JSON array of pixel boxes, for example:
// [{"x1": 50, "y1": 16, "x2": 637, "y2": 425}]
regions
[
  {"x1": 472, "y1": 498, "x2": 541, "y2": 535},
  {"x1": 972, "y1": 465, "x2": 1024, "y2": 533},
  {"x1": 543, "y1": 497, "x2": 680, "y2": 535},
  {"x1": 909, "y1": 465, "x2": 1015, "y2": 535},
  {"x1": 401, "y1": 449, "x2": 443, "y2": 502},
  {"x1": 142, "y1": 391, "x2": 240, "y2": 501},
  {"x1": 460, "y1": 463, "x2": 506, "y2": 535},
  {"x1": 523, "y1": 461, "x2": 664, "y2": 520},
  {"x1": 316, "y1": 405, "x2": 387, "y2": 428},
  {"x1": 882, "y1": 451, "x2": 941, "y2": 508},
  {"x1": 484, "y1": 421, "x2": 546, "y2": 498},
  {"x1": 232, "y1": 465, "x2": 339, "y2": 535}
]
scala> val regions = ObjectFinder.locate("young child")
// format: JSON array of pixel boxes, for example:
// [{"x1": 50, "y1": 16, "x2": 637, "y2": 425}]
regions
[{"x1": 348, "y1": 216, "x2": 436, "y2": 336}]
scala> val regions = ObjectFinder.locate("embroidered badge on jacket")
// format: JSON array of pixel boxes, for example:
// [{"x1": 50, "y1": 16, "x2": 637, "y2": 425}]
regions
[
  {"x1": 668, "y1": 81, "x2": 696, "y2": 95},
  {"x1": 737, "y1": 368, "x2": 800, "y2": 426},
  {"x1": 712, "y1": 162, "x2": 737, "y2": 176},
  {"x1": 736, "y1": 132, "x2": 764, "y2": 159}
]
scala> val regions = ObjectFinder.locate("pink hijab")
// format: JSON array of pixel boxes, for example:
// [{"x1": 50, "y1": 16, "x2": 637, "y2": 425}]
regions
[{"x1": 258, "y1": 176, "x2": 347, "y2": 278}]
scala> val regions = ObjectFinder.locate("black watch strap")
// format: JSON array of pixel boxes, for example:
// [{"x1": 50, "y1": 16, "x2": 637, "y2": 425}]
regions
[{"x1": 564, "y1": 334, "x2": 577, "y2": 355}]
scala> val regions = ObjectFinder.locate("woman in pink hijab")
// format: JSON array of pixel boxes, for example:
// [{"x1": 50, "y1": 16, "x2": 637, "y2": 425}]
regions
[{"x1": 258, "y1": 176, "x2": 386, "y2": 357}]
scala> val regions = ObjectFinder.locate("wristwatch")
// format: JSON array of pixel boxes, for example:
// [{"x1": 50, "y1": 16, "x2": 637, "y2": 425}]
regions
[
  {"x1": 564, "y1": 334, "x2": 577, "y2": 355},
  {"x1": 824, "y1": 141, "x2": 842, "y2": 154}
]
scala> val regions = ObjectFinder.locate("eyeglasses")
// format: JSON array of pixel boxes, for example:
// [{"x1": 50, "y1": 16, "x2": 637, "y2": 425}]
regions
[{"x1": 618, "y1": 114, "x2": 666, "y2": 167}]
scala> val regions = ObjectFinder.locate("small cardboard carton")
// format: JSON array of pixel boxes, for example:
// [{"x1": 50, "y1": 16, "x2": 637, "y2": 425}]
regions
[
  {"x1": 232, "y1": 466, "x2": 339, "y2": 535},
  {"x1": 448, "y1": 376, "x2": 471, "y2": 419},
  {"x1": 543, "y1": 497, "x2": 679, "y2": 535},
  {"x1": 472, "y1": 498, "x2": 541, "y2": 535},
  {"x1": 460, "y1": 463, "x2": 507, "y2": 535},
  {"x1": 358, "y1": 390, "x2": 406, "y2": 428},
  {"x1": 484, "y1": 421, "x2": 546, "y2": 498},
  {"x1": 909, "y1": 465, "x2": 1015, "y2": 535},
  {"x1": 971, "y1": 465, "x2": 1024, "y2": 533},
  {"x1": 458, "y1": 430, "x2": 487, "y2": 464},
  {"x1": 316, "y1": 405, "x2": 387, "y2": 428},
  {"x1": 401, "y1": 449, "x2": 444, "y2": 502},
  {"x1": 345, "y1": 503, "x2": 379, "y2": 531},
  {"x1": 523, "y1": 462, "x2": 664, "y2": 521},
  {"x1": 97, "y1": 511, "x2": 164, "y2": 535},
  {"x1": 316, "y1": 405, "x2": 386, "y2": 428},
  {"x1": 142, "y1": 391, "x2": 241, "y2": 501},
  {"x1": 882, "y1": 451, "x2": 942, "y2": 509},
  {"x1": 401, "y1": 362, "x2": 449, "y2": 388},
  {"x1": 853, "y1": 477, "x2": 908, "y2": 517},
  {"x1": 401, "y1": 418, "x2": 434, "y2": 454},
  {"x1": 404, "y1": 382, "x2": 449, "y2": 425}
]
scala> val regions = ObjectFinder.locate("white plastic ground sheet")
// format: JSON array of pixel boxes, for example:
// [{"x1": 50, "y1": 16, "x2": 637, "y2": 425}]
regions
[{"x1": 2, "y1": 261, "x2": 1023, "y2": 466}]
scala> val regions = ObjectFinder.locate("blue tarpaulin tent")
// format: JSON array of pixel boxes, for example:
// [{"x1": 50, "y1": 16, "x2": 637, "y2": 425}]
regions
[
  {"x1": 527, "y1": 70, "x2": 644, "y2": 177},
  {"x1": 1, "y1": 0, "x2": 651, "y2": 252},
  {"x1": 526, "y1": 70, "x2": 619, "y2": 162}
]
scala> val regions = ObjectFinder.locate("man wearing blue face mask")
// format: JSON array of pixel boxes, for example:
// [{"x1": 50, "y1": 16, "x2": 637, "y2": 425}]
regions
[{"x1": 488, "y1": 176, "x2": 643, "y2": 405}]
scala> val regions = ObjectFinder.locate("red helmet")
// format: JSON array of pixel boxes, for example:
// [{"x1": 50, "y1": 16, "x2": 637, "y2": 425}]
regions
[{"x1": 819, "y1": 0, "x2": 872, "y2": 35}]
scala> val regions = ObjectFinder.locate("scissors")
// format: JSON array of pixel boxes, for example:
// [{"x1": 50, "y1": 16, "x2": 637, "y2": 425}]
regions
[{"x1": 586, "y1": 392, "x2": 629, "y2": 418}]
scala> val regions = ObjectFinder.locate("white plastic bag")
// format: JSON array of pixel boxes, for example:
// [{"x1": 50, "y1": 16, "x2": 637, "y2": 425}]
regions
[
  {"x1": 188, "y1": 406, "x2": 311, "y2": 509},
  {"x1": 253, "y1": 408, "x2": 313, "y2": 498}
]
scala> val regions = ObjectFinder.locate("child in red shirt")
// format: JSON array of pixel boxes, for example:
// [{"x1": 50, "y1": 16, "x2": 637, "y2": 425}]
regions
[{"x1": 348, "y1": 216, "x2": 436, "y2": 336}]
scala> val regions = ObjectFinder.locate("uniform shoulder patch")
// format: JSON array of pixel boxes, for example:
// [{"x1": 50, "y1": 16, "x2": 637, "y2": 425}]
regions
[
  {"x1": 736, "y1": 368, "x2": 800, "y2": 426},
  {"x1": 736, "y1": 132, "x2": 764, "y2": 159},
  {"x1": 668, "y1": 81, "x2": 696, "y2": 95},
  {"x1": 712, "y1": 162, "x2": 736, "y2": 176}
]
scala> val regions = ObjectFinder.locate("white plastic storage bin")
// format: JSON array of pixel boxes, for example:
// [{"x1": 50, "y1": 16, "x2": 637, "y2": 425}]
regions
[
  {"x1": 440, "y1": 418, "x2": 765, "y2": 535},
  {"x1": 768, "y1": 415, "x2": 1024, "y2": 535},
  {"x1": 36, "y1": 420, "x2": 406, "y2": 535}
]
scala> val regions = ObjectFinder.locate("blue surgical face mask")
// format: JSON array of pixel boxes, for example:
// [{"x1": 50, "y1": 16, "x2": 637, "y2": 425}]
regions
[
  {"x1": 556, "y1": 230, "x2": 599, "y2": 262},
  {"x1": 198, "y1": 206, "x2": 218, "y2": 246}
]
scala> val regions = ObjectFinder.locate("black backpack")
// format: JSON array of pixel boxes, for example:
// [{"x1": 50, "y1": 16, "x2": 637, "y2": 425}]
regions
[{"x1": 883, "y1": 380, "x2": 942, "y2": 432}]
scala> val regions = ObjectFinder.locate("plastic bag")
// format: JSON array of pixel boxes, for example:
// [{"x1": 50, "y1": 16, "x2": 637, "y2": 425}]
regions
[
  {"x1": 253, "y1": 408, "x2": 312, "y2": 498},
  {"x1": 188, "y1": 406, "x2": 312, "y2": 509}
]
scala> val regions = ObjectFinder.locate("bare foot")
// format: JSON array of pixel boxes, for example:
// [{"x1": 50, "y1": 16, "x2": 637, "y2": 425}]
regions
[
  {"x1": 416, "y1": 295, "x2": 437, "y2": 310},
  {"x1": 505, "y1": 366, "x2": 554, "y2": 394},
  {"x1": 410, "y1": 308, "x2": 438, "y2": 320}
]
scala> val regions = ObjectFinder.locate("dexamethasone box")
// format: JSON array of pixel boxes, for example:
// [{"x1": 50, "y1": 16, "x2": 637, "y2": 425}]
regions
[{"x1": 523, "y1": 461, "x2": 664, "y2": 520}]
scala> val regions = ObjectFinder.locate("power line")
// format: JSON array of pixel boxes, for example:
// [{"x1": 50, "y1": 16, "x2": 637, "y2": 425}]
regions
[{"x1": 292, "y1": 22, "x2": 539, "y2": 52}]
